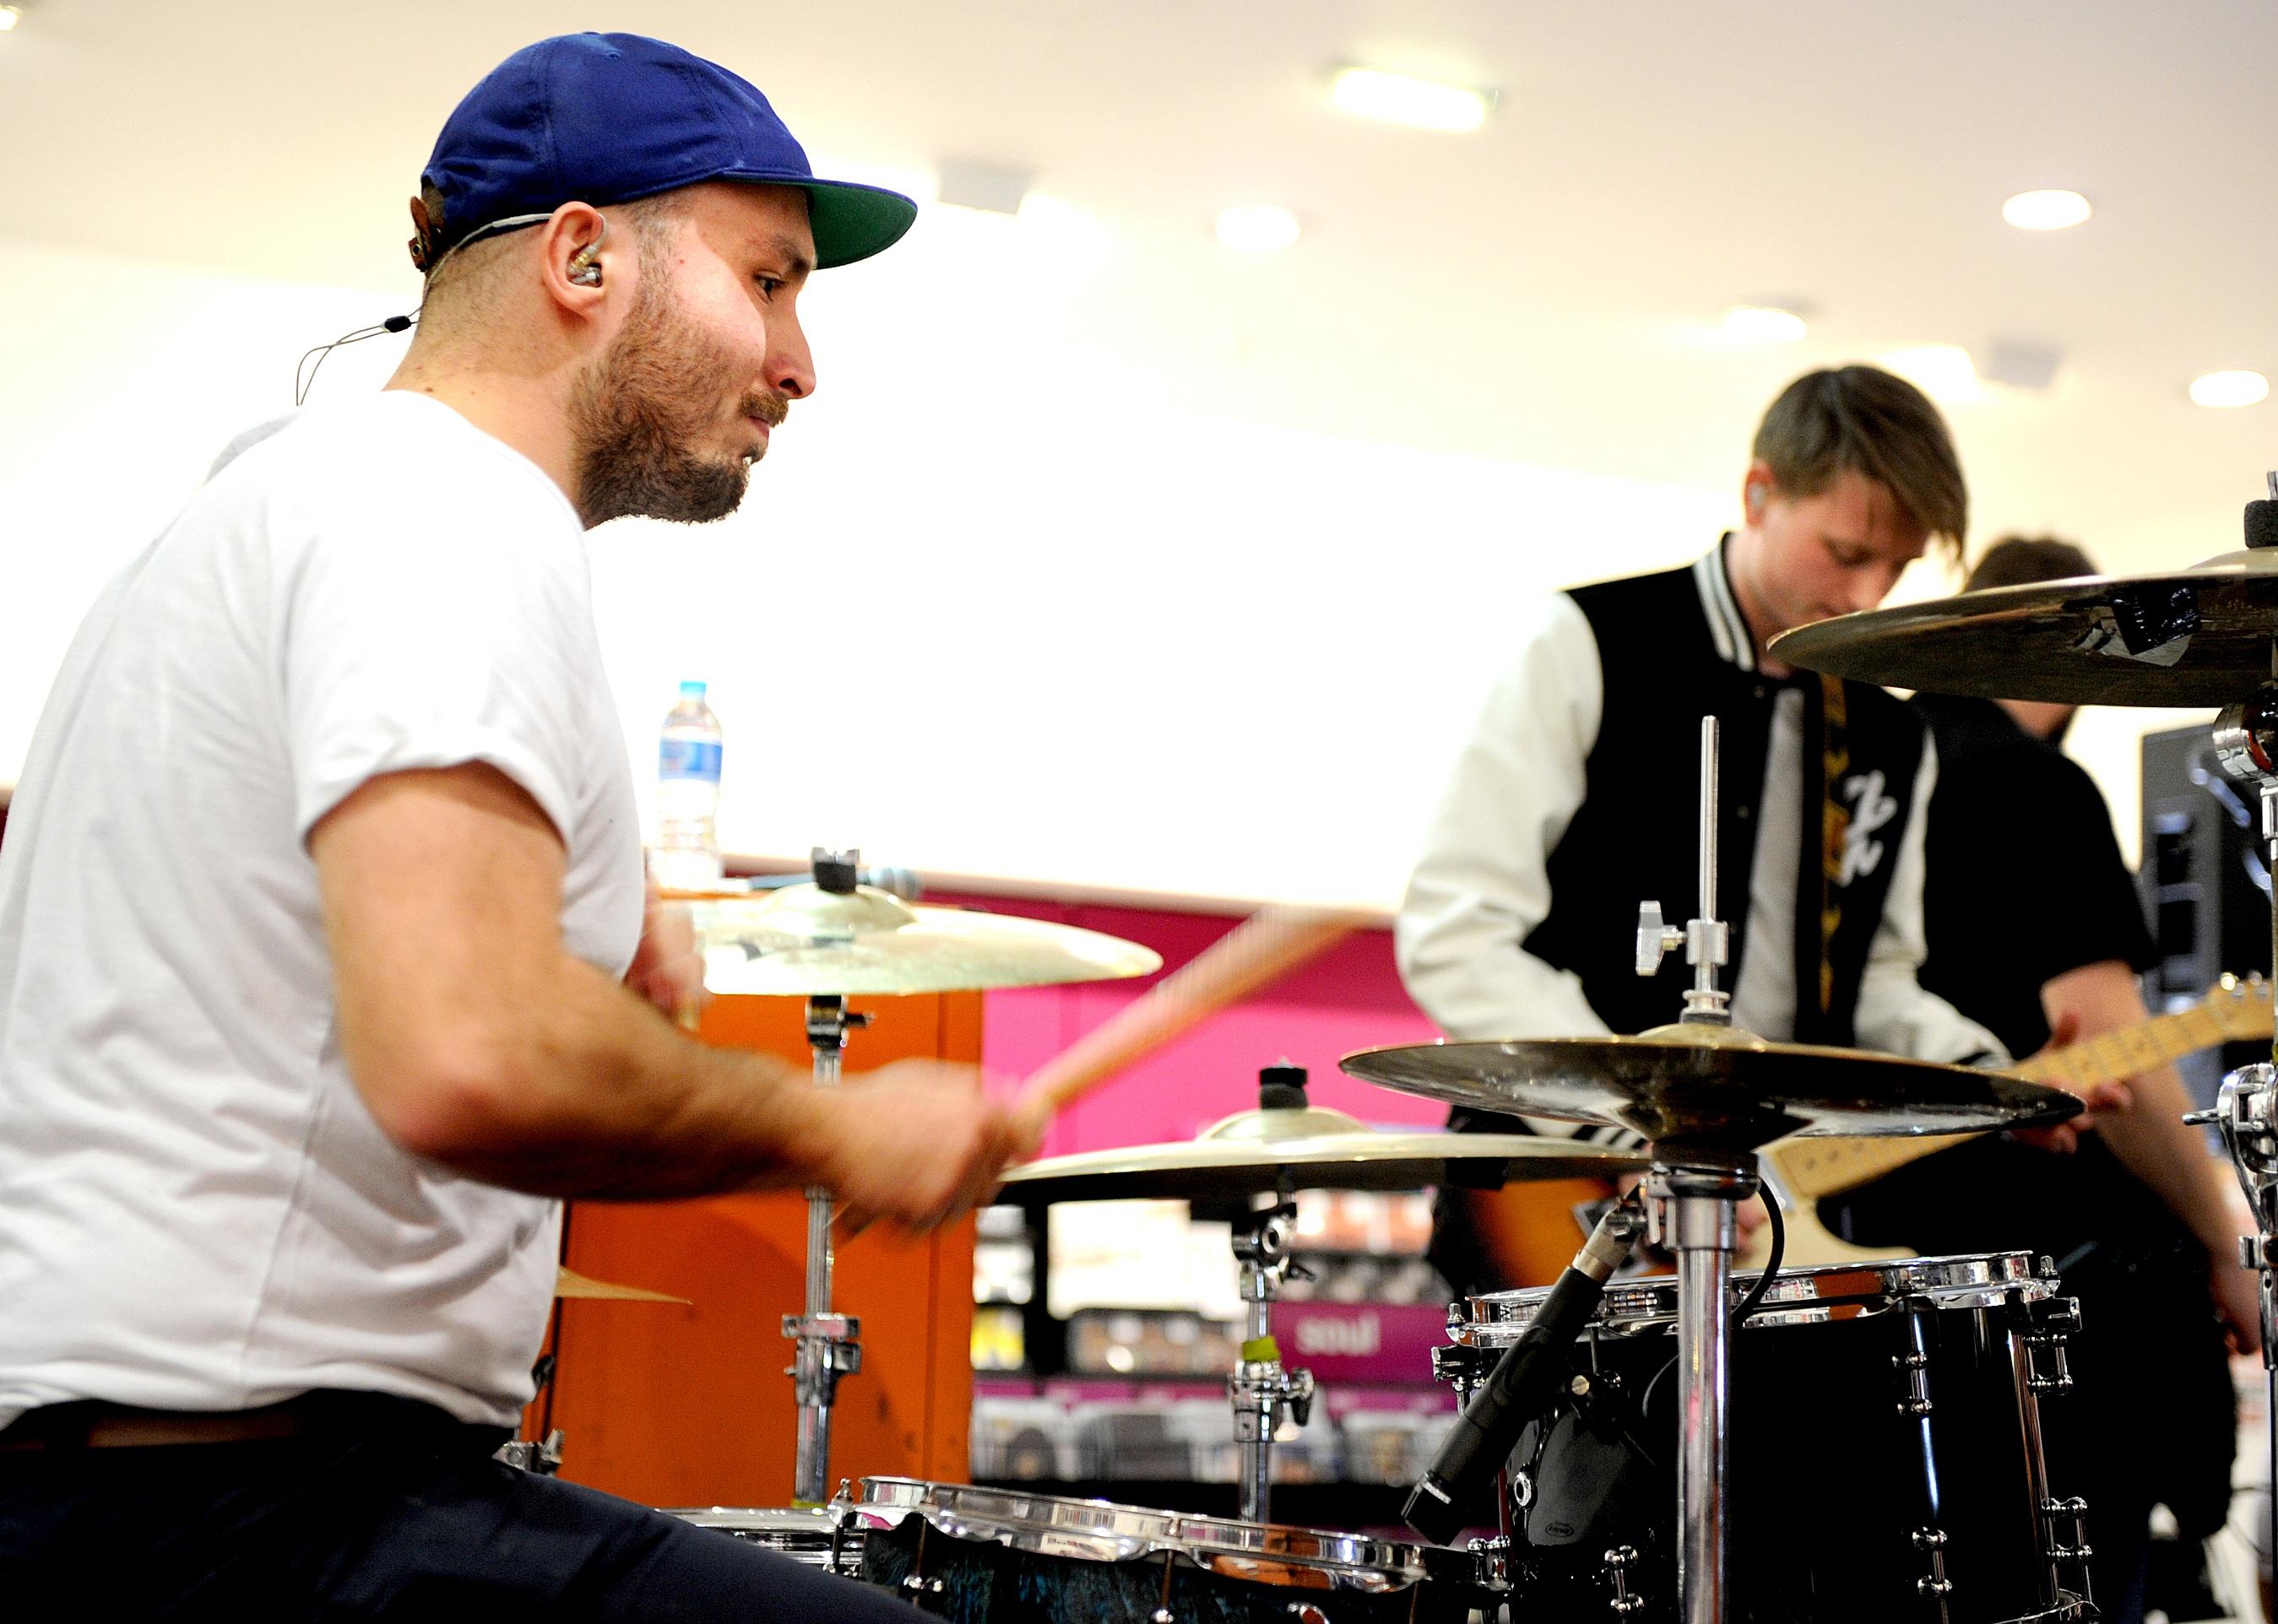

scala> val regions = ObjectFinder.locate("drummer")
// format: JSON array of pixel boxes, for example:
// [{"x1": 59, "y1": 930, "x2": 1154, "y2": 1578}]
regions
[
  {"x1": 1397, "y1": 365, "x2": 2018, "y2": 1290},
  {"x1": 0, "y1": 33, "x2": 1029, "y2": 1617}
]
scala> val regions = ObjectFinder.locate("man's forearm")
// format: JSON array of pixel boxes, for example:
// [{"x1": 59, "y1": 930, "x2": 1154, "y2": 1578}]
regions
[
  {"x1": 2094, "y1": 1062, "x2": 2242, "y2": 1256},
  {"x1": 375, "y1": 954, "x2": 836, "y2": 1200}
]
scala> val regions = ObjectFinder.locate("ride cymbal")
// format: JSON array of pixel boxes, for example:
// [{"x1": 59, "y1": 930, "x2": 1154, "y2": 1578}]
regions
[{"x1": 1771, "y1": 547, "x2": 2278, "y2": 706}]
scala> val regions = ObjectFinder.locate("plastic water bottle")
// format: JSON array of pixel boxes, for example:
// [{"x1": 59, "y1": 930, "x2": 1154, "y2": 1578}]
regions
[{"x1": 653, "y1": 680, "x2": 724, "y2": 890}]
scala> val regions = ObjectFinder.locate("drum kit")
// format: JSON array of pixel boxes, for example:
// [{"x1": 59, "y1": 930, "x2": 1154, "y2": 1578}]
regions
[{"x1": 632, "y1": 485, "x2": 2278, "y2": 1622}]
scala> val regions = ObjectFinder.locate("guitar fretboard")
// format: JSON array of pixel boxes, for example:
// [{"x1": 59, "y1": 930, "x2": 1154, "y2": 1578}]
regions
[{"x1": 1771, "y1": 990, "x2": 2264, "y2": 1199}]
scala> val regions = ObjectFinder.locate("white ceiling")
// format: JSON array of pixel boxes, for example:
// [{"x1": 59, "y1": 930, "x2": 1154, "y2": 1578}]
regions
[{"x1": 7, "y1": 0, "x2": 2278, "y2": 571}]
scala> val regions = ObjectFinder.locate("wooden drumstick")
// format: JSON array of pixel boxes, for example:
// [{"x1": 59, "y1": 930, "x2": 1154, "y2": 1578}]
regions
[{"x1": 1012, "y1": 905, "x2": 1367, "y2": 1129}]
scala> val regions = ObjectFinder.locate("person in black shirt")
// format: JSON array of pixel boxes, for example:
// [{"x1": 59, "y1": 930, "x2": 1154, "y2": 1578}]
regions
[{"x1": 1827, "y1": 535, "x2": 2257, "y2": 1624}]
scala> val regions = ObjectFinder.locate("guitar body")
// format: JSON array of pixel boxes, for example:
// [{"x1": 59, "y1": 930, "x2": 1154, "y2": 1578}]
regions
[{"x1": 1445, "y1": 1178, "x2": 1624, "y2": 1289}]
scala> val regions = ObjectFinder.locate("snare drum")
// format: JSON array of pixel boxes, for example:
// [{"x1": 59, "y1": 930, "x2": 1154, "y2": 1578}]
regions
[
  {"x1": 664, "y1": 1506, "x2": 864, "y2": 1577},
  {"x1": 847, "y1": 1475, "x2": 1494, "y2": 1622},
  {"x1": 1440, "y1": 1252, "x2": 2092, "y2": 1623}
]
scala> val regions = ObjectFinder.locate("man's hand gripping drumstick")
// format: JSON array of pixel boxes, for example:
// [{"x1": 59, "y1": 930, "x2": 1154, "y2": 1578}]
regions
[{"x1": 831, "y1": 903, "x2": 1362, "y2": 1236}]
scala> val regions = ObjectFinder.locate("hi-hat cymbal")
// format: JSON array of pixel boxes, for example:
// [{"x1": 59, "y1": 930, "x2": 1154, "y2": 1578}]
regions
[
  {"x1": 996, "y1": 1099, "x2": 1645, "y2": 1203},
  {"x1": 1770, "y1": 547, "x2": 2278, "y2": 706},
  {"x1": 1339, "y1": 1022, "x2": 2078, "y2": 1153},
  {"x1": 689, "y1": 885, "x2": 1162, "y2": 997}
]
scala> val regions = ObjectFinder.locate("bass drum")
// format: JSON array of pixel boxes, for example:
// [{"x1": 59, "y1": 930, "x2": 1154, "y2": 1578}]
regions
[
  {"x1": 846, "y1": 1476, "x2": 1498, "y2": 1623},
  {"x1": 663, "y1": 1506, "x2": 864, "y2": 1576},
  {"x1": 1441, "y1": 1252, "x2": 2094, "y2": 1623}
]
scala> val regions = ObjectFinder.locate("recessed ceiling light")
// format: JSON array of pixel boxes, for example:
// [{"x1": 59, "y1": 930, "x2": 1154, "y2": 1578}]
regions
[
  {"x1": 1329, "y1": 68, "x2": 1494, "y2": 133},
  {"x1": 1877, "y1": 345, "x2": 1982, "y2": 404},
  {"x1": 2190, "y1": 370, "x2": 2270, "y2": 409},
  {"x1": 1215, "y1": 203, "x2": 1301, "y2": 255},
  {"x1": 2001, "y1": 189, "x2": 2091, "y2": 231},
  {"x1": 0, "y1": 7, "x2": 24, "y2": 30},
  {"x1": 1723, "y1": 306, "x2": 1808, "y2": 344}
]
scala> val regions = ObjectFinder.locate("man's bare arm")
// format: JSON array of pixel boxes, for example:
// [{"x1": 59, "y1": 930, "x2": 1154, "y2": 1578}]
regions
[
  {"x1": 311, "y1": 763, "x2": 1028, "y2": 1221},
  {"x1": 2041, "y1": 958, "x2": 2260, "y2": 1351}
]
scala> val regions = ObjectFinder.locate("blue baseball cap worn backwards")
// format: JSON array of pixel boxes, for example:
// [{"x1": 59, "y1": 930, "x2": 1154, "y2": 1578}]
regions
[{"x1": 411, "y1": 32, "x2": 917, "y2": 273}]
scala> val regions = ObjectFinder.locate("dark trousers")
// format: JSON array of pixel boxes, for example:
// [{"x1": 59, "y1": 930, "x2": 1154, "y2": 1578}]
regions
[{"x1": 0, "y1": 1395, "x2": 915, "y2": 1621}]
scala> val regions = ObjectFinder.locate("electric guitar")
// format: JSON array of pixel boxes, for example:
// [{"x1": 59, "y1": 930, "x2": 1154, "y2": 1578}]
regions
[{"x1": 1457, "y1": 974, "x2": 2270, "y2": 1283}]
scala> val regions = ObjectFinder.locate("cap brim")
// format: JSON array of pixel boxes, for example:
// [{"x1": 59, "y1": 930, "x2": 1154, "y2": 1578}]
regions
[{"x1": 798, "y1": 179, "x2": 919, "y2": 269}]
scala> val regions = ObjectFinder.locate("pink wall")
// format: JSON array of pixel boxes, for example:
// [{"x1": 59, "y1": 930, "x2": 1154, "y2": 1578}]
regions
[{"x1": 930, "y1": 890, "x2": 1448, "y2": 1159}]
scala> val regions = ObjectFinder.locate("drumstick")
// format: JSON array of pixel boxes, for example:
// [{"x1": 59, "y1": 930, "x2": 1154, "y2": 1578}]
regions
[{"x1": 1012, "y1": 905, "x2": 1366, "y2": 1129}]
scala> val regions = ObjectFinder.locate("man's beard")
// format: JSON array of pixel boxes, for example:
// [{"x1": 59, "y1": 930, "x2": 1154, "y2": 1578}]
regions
[{"x1": 567, "y1": 279, "x2": 783, "y2": 527}]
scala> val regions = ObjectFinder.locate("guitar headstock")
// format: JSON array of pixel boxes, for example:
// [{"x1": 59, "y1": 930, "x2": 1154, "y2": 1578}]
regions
[{"x1": 2205, "y1": 972, "x2": 2275, "y2": 1041}]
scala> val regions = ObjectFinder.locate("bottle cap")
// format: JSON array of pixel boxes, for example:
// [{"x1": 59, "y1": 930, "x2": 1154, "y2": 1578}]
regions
[{"x1": 679, "y1": 679, "x2": 707, "y2": 698}]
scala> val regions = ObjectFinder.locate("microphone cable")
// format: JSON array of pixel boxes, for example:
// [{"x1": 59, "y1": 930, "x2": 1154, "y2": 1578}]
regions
[{"x1": 296, "y1": 312, "x2": 416, "y2": 406}]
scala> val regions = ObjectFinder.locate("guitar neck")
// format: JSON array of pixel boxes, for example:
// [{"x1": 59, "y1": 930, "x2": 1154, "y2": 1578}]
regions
[{"x1": 1772, "y1": 1000, "x2": 2240, "y2": 1200}]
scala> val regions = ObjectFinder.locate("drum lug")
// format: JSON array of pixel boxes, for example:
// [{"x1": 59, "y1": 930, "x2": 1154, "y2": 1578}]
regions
[
  {"x1": 1466, "y1": 1533, "x2": 1513, "y2": 1590},
  {"x1": 2020, "y1": 1301, "x2": 2078, "y2": 1394},
  {"x1": 1893, "y1": 1349, "x2": 1934, "y2": 1417},
  {"x1": 1912, "y1": 1527, "x2": 1953, "y2": 1599},
  {"x1": 1604, "y1": 1543, "x2": 1647, "y2": 1616},
  {"x1": 2040, "y1": 1496, "x2": 2094, "y2": 1581}
]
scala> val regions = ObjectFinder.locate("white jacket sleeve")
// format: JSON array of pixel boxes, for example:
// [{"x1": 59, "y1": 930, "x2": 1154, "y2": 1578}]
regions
[
  {"x1": 1396, "y1": 594, "x2": 1611, "y2": 1045},
  {"x1": 1851, "y1": 736, "x2": 2012, "y2": 1065}
]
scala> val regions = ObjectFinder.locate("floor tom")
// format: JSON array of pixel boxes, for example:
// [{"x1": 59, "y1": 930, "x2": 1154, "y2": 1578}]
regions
[{"x1": 1441, "y1": 1252, "x2": 2093, "y2": 1622}]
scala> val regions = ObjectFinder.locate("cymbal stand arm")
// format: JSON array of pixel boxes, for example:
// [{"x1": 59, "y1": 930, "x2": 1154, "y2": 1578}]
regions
[
  {"x1": 1228, "y1": 1199, "x2": 1313, "y2": 1524},
  {"x1": 786, "y1": 994, "x2": 870, "y2": 1506}
]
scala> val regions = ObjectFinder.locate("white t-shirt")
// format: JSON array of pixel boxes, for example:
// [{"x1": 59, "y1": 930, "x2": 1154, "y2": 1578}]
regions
[{"x1": 0, "y1": 392, "x2": 644, "y2": 1430}]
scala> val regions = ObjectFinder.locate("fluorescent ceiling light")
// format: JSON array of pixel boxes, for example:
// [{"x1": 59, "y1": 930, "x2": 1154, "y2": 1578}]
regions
[
  {"x1": 1215, "y1": 203, "x2": 1301, "y2": 255},
  {"x1": 2002, "y1": 189, "x2": 2091, "y2": 231},
  {"x1": 0, "y1": 7, "x2": 23, "y2": 30},
  {"x1": 1877, "y1": 344, "x2": 1982, "y2": 404},
  {"x1": 1723, "y1": 306, "x2": 1807, "y2": 344},
  {"x1": 2190, "y1": 370, "x2": 2270, "y2": 409},
  {"x1": 1330, "y1": 68, "x2": 1493, "y2": 133}
]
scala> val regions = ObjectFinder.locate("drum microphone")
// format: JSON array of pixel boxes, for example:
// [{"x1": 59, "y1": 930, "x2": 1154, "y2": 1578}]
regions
[
  {"x1": 744, "y1": 865, "x2": 921, "y2": 901},
  {"x1": 1403, "y1": 1193, "x2": 1645, "y2": 1546}
]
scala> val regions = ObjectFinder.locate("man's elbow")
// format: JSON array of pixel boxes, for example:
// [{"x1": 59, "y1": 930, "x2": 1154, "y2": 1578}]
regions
[{"x1": 354, "y1": 1046, "x2": 547, "y2": 1169}]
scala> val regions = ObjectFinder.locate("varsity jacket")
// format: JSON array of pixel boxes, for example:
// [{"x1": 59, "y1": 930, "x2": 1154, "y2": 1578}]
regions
[{"x1": 1396, "y1": 539, "x2": 2004, "y2": 1086}]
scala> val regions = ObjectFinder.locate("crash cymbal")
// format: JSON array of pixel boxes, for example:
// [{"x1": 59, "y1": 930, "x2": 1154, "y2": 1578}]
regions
[
  {"x1": 996, "y1": 1099, "x2": 1645, "y2": 1203},
  {"x1": 689, "y1": 885, "x2": 1162, "y2": 997},
  {"x1": 554, "y1": 1267, "x2": 691, "y2": 1304},
  {"x1": 1339, "y1": 1022, "x2": 2078, "y2": 1153},
  {"x1": 1770, "y1": 547, "x2": 2278, "y2": 706}
]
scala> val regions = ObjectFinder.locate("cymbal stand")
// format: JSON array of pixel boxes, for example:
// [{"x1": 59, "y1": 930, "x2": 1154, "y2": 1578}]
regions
[
  {"x1": 1227, "y1": 1195, "x2": 1314, "y2": 1524},
  {"x1": 2192, "y1": 675, "x2": 2278, "y2": 1572},
  {"x1": 785, "y1": 851, "x2": 871, "y2": 1507},
  {"x1": 1636, "y1": 717, "x2": 1749, "y2": 1624}
]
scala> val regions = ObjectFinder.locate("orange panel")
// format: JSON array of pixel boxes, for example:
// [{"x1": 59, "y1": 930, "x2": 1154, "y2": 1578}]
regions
[{"x1": 540, "y1": 990, "x2": 980, "y2": 1507}]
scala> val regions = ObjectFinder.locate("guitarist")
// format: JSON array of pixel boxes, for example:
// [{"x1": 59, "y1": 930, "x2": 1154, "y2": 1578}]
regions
[
  {"x1": 1825, "y1": 536, "x2": 2258, "y2": 1623},
  {"x1": 1397, "y1": 366, "x2": 2011, "y2": 1295}
]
